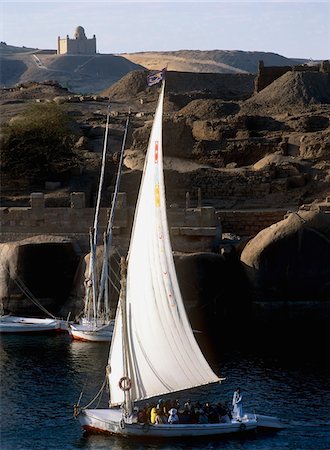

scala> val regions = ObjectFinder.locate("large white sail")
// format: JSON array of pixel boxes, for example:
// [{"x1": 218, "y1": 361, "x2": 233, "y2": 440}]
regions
[{"x1": 108, "y1": 82, "x2": 220, "y2": 406}]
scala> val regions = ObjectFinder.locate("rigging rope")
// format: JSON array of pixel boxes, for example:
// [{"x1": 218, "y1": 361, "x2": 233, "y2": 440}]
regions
[
  {"x1": 0, "y1": 260, "x2": 57, "y2": 319},
  {"x1": 80, "y1": 372, "x2": 108, "y2": 410}
]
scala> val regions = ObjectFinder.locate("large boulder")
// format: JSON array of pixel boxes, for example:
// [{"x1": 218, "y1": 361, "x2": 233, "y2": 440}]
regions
[
  {"x1": 178, "y1": 99, "x2": 240, "y2": 119},
  {"x1": 298, "y1": 131, "x2": 330, "y2": 160},
  {"x1": 240, "y1": 209, "x2": 330, "y2": 301},
  {"x1": 132, "y1": 117, "x2": 194, "y2": 158},
  {"x1": 174, "y1": 251, "x2": 252, "y2": 335},
  {"x1": 0, "y1": 235, "x2": 80, "y2": 316}
]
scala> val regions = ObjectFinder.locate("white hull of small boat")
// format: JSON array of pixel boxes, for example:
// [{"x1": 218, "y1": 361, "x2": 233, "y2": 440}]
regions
[
  {"x1": 69, "y1": 321, "x2": 114, "y2": 342},
  {"x1": 0, "y1": 316, "x2": 63, "y2": 333},
  {"x1": 78, "y1": 409, "x2": 257, "y2": 437},
  {"x1": 251, "y1": 413, "x2": 289, "y2": 429}
]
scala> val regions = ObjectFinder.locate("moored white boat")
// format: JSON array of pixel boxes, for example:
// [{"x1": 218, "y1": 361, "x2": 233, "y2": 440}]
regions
[
  {"x1": 68, "y1": 319, "x2": 114, "y2": 342},
  {"x1": 0, "y1": 315, "x2": 65, "y2": 333}
]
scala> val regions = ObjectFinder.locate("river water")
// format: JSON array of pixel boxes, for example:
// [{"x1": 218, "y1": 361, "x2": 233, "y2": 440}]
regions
[{"x1": 0, "y1": 332, "x2": 329, "y2": 450}]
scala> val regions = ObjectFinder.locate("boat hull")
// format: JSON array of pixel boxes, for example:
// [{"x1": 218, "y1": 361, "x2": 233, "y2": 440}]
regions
[
  {"x1": 249, "y1": 413, "x2": 289, "y2": 429},
  {"x1": 69, "y1": 321, "x2": 114, "y2": 342},
  {"x1": 0, "y1": 316, "x2": 64, "y2": 333},
  {"x1": 78, "y1": 409, "x2": 257, "y2": 438}
]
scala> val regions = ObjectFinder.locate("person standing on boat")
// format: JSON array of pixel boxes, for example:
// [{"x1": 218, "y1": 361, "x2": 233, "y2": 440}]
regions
[{"x1": 232, "y1": 387, "x2": 243, "y2": 420}]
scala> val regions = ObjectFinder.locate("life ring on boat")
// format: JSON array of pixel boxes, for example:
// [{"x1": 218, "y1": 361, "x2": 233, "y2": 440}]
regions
[
  {"x1": 142, "y1": 422, "x2": 150, "y2": 433},
  {"x1": 239, "y1": 423, "x2": 247, "y2": 431},
  {"x1": 118, "y1": 376, "x2": 132, "y2": 391},
  {"x1": 119, "y1": 418, "x2": 125, "y2": 430},
  {"x1": 84, "y1": 278, "x2": 92, "y2": 287}
]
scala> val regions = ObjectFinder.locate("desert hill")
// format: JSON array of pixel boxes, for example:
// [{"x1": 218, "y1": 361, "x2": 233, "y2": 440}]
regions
[
  {"x1": 0, "y1": 43, "x2": 36, "y2": 54},
  {"x1": 1, "y1": 43, "x2": 310, "y2": 94},
  {"x1": 0, "y1": 43, "x2": 144, "y2": 94},
  {"x1": 120, "y1": 50, "x2": 308, "y2": 73}
]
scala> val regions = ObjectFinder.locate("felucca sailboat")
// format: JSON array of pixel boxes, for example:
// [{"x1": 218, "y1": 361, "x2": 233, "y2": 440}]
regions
[
  {"x1": 68, "y1": 106, "x2": 130, "y2": 343},
  {"x1": 74, "y1": 74, "x2": 259, "y2": 437}
]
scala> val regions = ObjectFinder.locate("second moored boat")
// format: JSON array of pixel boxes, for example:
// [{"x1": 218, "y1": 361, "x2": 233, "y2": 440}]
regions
[{"x1": 68, "y1": 105, "x2": 130, "y2": 343}]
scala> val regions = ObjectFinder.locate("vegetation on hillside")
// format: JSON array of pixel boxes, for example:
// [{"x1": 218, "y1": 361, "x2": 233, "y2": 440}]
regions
[{"x1": 0, "y1": 102, "x2": 81, "y2": 184}]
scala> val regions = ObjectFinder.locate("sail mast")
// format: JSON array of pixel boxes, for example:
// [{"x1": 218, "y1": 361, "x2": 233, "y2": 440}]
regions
[
  {"x1": 96, "y1": 111, "x2": 131, "y2": 317},
  {"x1": 119, "y1": 257, "x2": 133, "y2": 416},
  {"x1": 84, "y1": 100, "x2": 111, "y2": 322}
]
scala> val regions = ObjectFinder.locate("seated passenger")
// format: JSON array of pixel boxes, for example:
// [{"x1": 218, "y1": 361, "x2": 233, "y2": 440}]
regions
[
  {"x1": 179, "y1": 405, "x2": 191, "y2": 424},
  {"x1": 150, "y1": 404, "x2": 158, "y2": 424},
  {"x1": 137, "y1": 408, "x2": 148, "y2": 424},
  {"x1": 184, "y1": 399, "x2": 192, "y2": 411},
  {"x1": 157, "y1": 398, "x2": 168, "y2": 416},
  {"x1": 168, "y1": 407, "x2": 179, "y2": 424},
  {"x1": 216, "y1": 402, "x2": 230, "y2": 423},
  {"x1": 155, "y1": 409, "x2": 167, "y2": 424},
  {"x1": 198, "y1": 410, "x2": 208, "y2": 424},
  {"x1": 208, "y1": 405, "x2": 219, "y2": 423}
]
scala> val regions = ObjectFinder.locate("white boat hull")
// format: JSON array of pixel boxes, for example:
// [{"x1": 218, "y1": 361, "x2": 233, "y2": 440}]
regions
[
  {"x1": 0, "y1": 316, "x2": 64, "y2": 333},
  {"x1": 249, "y1": 413, "x2": 289, "y2": 429},
  {"x1": 68, "y1": 321, "x2": 114, "y2": 342},
  {"x1": 78, "y1": 409, "x2": 257, "y2": 437}
]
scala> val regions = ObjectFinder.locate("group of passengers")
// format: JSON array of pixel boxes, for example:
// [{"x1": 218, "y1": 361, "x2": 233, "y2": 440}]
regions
[{"x1": 137, "y1": 399, "x2": 232, "y2": 425}]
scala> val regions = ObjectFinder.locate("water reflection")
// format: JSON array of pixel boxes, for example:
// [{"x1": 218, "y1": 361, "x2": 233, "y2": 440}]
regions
[{"x1": 68, "y1": 339, "x2": 110, "y2": 409}]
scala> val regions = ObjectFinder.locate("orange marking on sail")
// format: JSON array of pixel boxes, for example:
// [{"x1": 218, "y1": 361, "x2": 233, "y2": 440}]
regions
[{"x1": 155, "y1": 184, "x2": 160, "y2": 207}]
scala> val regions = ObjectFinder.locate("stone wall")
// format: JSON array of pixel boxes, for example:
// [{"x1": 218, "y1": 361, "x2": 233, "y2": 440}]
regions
[
  {"x1": 0, "y1": 192, "x2": 294, "y2": 253},
  {"x1": 218, "y1": 209, "x2": 288, "y2": 237}
]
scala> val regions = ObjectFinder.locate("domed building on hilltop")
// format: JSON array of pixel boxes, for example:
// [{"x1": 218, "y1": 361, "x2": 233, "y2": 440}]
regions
[{"x1": 57, "y1": 26, "x2": 96, "y2": 55}]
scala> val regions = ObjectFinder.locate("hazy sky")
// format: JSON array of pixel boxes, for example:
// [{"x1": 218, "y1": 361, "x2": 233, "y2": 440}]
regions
[{"x1": 0, "y1": 1, "x2": 329, "y2": 60}]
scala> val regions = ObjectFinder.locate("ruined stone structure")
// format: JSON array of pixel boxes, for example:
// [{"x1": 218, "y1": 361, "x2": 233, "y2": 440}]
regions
[
  {"x1": 255, "y1": 59, "x2": 330, "y2": 92},
  {"x1": 0, "y1": 192, "x2": 292, "y2": 254},
  {"x1": 57, "y1": 26, "x2": 96, "y2": 55}
]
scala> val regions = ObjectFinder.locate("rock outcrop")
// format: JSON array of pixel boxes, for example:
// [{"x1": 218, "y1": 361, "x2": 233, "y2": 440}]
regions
[
  {"x1": 0, "y1": 236, "x2": 80, "y2": 315},
  {"x1": 240, "y1": 209, "x2": 330, "y2": 301},
  {"x1": 241, "y1": 71, "x2": 330, "y2": 115}
]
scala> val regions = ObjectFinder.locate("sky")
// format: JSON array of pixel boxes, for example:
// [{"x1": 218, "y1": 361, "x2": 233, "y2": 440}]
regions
[{"x1": 0, "y1": 1, "x2": 329, "y2": 60}]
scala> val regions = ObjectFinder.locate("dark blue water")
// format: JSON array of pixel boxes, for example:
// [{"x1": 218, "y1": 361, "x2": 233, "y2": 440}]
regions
[{"x1": 1, "y1": 333, "x2": 329, "y2": 450}]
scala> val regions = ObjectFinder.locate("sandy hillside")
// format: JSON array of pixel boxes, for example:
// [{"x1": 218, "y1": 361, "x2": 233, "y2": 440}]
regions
[
  {"x1": 1, "y1": 44, "x2": 309, "y2": 94},
  {"x1": 0, "y1": 46, "x2": 144, "y2": 94},
  {"x1": 120, "y1": 50, "x2": 308, "y2": 73},
  {"x1": 120, "y1": 52, "x2": 246, "y2": 74}
]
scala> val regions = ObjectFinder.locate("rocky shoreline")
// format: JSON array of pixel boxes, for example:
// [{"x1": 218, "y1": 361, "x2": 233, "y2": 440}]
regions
[{"x1": 0, "y1": 68, "x2": 329, "y2": 336}]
